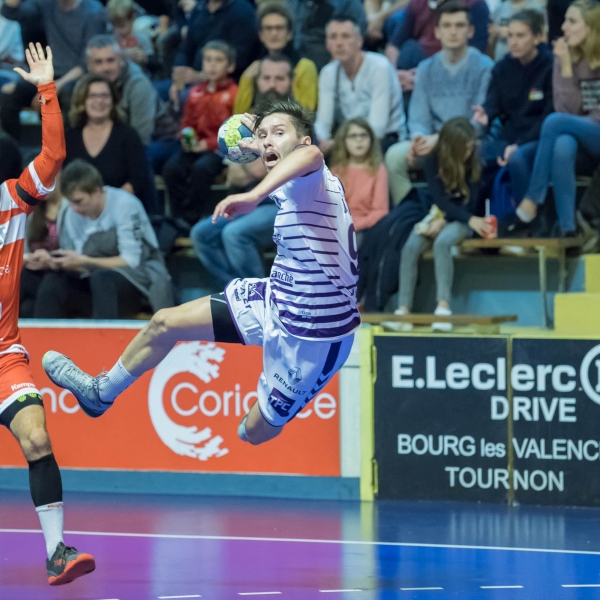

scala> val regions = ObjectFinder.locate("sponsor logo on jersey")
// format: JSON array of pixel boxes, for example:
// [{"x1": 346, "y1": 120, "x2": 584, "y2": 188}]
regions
[
  {"x1": 274, "y1": 372, "x2": 306, "y2": 395},
  {"x1": 271, "y1": 270, "x2": 294, "y2": 284},
  {"x1": 288, "y1": 367, "x2": 302, "y2": 385},
  {"x1": 11, "y1": 382, "x2": 36, "y2": 392},
  {"x1": 268, "y1": 388, "x2": 295, "y2": 417}
]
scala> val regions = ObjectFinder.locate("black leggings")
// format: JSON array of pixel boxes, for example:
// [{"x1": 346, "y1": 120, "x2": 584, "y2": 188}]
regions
[{"x1": 32, "y1": 269, "x2": 146, "y2": 320}]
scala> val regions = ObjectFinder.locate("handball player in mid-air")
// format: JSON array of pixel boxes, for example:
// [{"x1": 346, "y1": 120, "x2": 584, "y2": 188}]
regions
[{"x1": 43, "y1": 99, "x2": 360, "y2": 445}]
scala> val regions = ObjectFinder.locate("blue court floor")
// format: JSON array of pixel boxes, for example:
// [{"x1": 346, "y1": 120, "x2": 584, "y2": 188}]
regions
[{"x1": 1, "y1": 490, "x2": 600, "y2": 599}]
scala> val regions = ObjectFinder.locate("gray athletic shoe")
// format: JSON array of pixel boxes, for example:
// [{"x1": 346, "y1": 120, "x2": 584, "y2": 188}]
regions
[{"x1": 42, "y1": 351, "x2": 109, "y2": 418}]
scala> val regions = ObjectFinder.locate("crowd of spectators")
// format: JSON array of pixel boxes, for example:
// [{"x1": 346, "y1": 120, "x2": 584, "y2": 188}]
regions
[{"x1": 0, "y1": 0, "x2": 598, "y2": 322}]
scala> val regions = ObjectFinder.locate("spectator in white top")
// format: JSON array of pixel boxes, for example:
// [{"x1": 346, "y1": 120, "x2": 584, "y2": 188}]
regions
[{"x1": 315, "y1": 15, "x2": 406, "y2": 155}]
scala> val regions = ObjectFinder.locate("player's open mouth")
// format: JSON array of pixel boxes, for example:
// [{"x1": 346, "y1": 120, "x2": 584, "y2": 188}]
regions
[{"x1": 264, "y1": 151, "x2": 279, "y2": 166}]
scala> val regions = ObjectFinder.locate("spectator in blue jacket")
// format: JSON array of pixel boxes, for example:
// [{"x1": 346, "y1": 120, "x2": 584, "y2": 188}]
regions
[{"x1": 474, "y1": 10, "x2": 553, "y2": 207}]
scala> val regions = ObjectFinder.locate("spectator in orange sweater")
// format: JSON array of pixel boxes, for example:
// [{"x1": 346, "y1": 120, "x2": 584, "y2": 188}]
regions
[
  {"x1": 330, "y1": 117, "x2": 389, "y2": 246},
  {"x1": 163, "y1": 41, "x2": 237, "y2": 230}
]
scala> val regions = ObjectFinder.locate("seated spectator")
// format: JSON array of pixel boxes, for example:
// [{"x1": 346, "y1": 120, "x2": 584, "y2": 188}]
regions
[
  {"x1": 475, "y1": 10, "x2": 552, "y2": 208},
  {"x1": 384, "y1": 0, "x2": 490, "y2": 94},
  {"x1": 288, "y1": 0, "x2": 367, "y2": 71},
  {"x1": 234, "y1": 2, "x2": 318, "y2": 114},
  {"x1": 107, "y1": 0, "x2": 155, "y2": 69},
  {"x1": 385, "y1": 2, "x2": 493, "y2": 203},
  {"x1": 315, "y1": 16, "x2": 406, "y2": 155},
  {"x1": 489, "y1": 0, "x2": 547, "y2": 60},
  {"x1": 86, "y1": 34, "x2": 158, "y2": 146},
  {"x1": 330, "y1": 117, "x2": 389, "y2": 245},
  {"x1": 0, "y1": 131, "x2": 21, "y2": 183},
  {"x1": 0, "y1": 0, "x2": 107, "y2": 140},
  {"x1": 0, "y1": 2, "x2": 24, "y2": 87},
  {"x1": 163, "y1": 41, "x2": 237, "y2": 230},
  {"x1": 390, "y1": 118, "x2": 492, "y2": 331},
  {"x1": 64, "y1": 72, "x2": 159, "y2": 216},
  {"x1": 32, "y1": 160, "x2": 173, "y2": 319},
  {"x1": 171, "y1": 0, "x2": 258, "y2": 97},
  {"x1": 507, "y1": 0, "x2": 600, "y2": 237},
  {"x1": 190, "y1": 192, "x2": 277, "y2": 285},
  {"x1": 20, "y1": 182, "x2": 69, "y2": 318}
]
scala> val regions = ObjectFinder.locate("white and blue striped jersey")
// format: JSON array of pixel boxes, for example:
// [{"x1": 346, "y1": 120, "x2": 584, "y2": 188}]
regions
[{"x1": 268, "y1": 161, "x2": 361, "y2": 341}]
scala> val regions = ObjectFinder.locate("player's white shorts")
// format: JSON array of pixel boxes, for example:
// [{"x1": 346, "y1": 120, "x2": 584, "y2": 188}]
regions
[{"x1": 224, "y1": 277, "x2": 354, "y2": 427}]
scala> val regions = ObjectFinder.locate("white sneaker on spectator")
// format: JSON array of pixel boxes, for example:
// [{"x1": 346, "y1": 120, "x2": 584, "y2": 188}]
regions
[
  {"x1": 432, "y1": 306, "x2": 452, "y2": 332},
  {"x1": 382, "y1": 308, "x2": 413, "y2": 332}
]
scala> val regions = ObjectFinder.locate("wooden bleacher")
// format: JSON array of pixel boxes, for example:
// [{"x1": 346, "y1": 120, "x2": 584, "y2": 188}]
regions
[{"x1": 362, "y1": 312, "x2": 517, "y2": 334}]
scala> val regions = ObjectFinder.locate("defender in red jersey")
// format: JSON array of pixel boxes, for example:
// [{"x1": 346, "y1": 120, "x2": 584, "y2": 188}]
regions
[{"x1": 0, "y1": 44, "x2": 95, "y2": 586}]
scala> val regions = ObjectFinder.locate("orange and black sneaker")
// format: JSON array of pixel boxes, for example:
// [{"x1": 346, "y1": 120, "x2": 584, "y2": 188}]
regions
[{"x1": 46, "y1": 542, "x2": 96, "y2": 586}]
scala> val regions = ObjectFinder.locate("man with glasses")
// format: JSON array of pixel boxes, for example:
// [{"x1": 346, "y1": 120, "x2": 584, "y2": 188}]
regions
[{"x1": 234, "y1": 3, "x2": 318, "y2": 114}]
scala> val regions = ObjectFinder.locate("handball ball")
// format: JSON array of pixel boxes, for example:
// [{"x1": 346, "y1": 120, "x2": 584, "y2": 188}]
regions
[{"x1": 218, "y1": 115, "x2": 260, "y2": 164}]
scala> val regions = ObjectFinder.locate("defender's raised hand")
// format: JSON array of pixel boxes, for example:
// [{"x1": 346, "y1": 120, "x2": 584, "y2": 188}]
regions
[{"x1": 14, "y1": 43, "x2": 54, "y2": 86}]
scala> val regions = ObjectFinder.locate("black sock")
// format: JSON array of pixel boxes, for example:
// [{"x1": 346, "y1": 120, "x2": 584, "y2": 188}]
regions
[
  {"x1": 28, "y1": 453, "x2": 62, "y2": 507},
  {"x1": 29, "y1": 453, "x2": 64, "y2": 558}
]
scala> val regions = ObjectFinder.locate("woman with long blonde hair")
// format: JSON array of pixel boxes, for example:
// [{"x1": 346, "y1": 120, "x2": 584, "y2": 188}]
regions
[
  {"x1": 508, "y1": 0, "x2": 600, "y2": 238},
  {"x1": 330, "y1": 117, "x2": 389, "y2": 244}
]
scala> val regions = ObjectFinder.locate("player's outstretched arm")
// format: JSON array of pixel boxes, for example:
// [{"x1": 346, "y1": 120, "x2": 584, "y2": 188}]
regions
[
  {"x1": 13, "y1": 44, "x2": 66, "y2": 204},
  {"x1": 213, "y1": 145, "x2": 323, "y2": 221}
]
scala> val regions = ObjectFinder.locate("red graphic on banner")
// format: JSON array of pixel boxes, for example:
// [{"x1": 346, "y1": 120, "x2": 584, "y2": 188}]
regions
[{"x1": 0, "y1": 328, "x2": 340, "y2": 476}]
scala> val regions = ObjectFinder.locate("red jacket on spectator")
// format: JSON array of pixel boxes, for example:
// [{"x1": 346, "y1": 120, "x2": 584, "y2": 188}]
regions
[{"x1": 181, "y1": 78, "x2": 238, "y2": 150}]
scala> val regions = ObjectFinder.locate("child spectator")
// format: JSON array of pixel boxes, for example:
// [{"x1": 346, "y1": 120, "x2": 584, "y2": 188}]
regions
[
  {"x1": 107, "y1": 0, "x2": 155, "y2": 68},
  {"x1": 163, "y1": 40, "x2": 237, "y2": 230},
  {"x1": 391, "y1": 117, "x2": 493, "y2": 331},
  {"x1": 475, "y1": 9, "x2": 552, "y2": 207},
  {"x1": 507, "y1": 0, "x2": 600, "y2": 237},
  {"x1": 330, "y1": 117, "x2": 389, "y2": 246},
  {"x1": 489, "y1": 0, "x2": 547, "y2": 60}
]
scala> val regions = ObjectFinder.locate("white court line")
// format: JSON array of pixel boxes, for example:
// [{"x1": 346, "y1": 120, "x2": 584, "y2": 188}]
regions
[
  {"x1": 481, "y1": 586, "x2": 524, "y2": 589},
  {"x1": 238, "y1": 593, "x2": 282, "y2": 596},
  {"x1": 562, "y1": 584, "x2": 600, "y2": 588},
  {"x1": 2, "y1": 529, "x2": 600, "y2": 557},
  {"x1": 158, "y1": 596, "x2": 202, "y2": 599},
  {"x1": 400, "y1": 587, "x2": 443, "y2": 591},
  {"x1": 319, "y1": 590, "x2": 363, "y2": 593}
]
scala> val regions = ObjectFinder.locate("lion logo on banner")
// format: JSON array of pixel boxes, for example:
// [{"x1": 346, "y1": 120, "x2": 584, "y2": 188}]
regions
[{"x1": 148, "y1": 342, "x2": 230, "y2": 461}]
